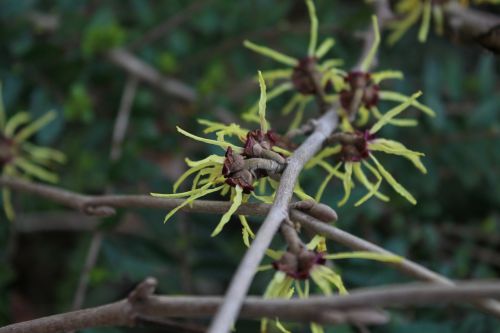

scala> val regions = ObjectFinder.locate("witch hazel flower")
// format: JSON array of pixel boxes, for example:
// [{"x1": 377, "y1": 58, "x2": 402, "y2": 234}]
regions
[
  {"x1": 334, "y1": 16, "x2": 435, "y2": 128},
  {"x1": 242, "y1": 0, "x2": 343, "y2": 130},
  {"x1": 152, "y1": 72, "x2": 307, "y2": 245},
  {"x1": 307, "y1": 91, "x2": 427, "y2": 206},
  {"x1": 387, "y1": 0, "x2": 500, "y2": 44},
  {"x1": 0, "y1": 83, "x2": 66, "y2": 220},
  {"x1": 259, "y1": 236, "x2": 401, "y2": 333}
]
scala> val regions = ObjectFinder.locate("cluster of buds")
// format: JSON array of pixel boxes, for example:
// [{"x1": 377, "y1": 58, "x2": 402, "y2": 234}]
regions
[
  {"x1": 273, "y1": 249, "x2": 326, "y2": 280},
  {"x1": 223, "y1": 130, "x2": 286, "y2": 193}
]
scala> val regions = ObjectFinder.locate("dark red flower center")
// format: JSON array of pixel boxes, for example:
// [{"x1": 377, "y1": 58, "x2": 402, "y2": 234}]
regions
[
  {"x1": 222, "y1": 147, "x2": 255, "y2": 194},
  {"x1": 340, "y1": 71, "x2": 379, "y2": 112},
  {"x1": 0, "y1": 133, "x2": 15, "y2": 168},
  {"x1": 291, "y1": 57, "x2": 322, "y2": 95},
  {"x1": 339, "y1": 130, "x2": 375, "y2": 162}
]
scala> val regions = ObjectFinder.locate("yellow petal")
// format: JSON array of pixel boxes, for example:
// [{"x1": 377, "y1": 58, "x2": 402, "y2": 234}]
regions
[
  {"x1": 338, "y1": 162, "x2": 353, "y2": 206},
  {"x1": 370, "y1": 154, "x2": 417, "y2": 205},
  {"x1": 379, "y1": 90, "x2": 435, "y2": 117},
  {"x1": 371, "y1": 106, "x2": 418, "y2": 127},
  {"x1": 315, "y1": 38, "x2": 335, "y2": 59},
  {"x1": 13, "y1": 158, "x2": 58, "y2": 183},
  {"x1": 369, "y1": 138, "x2": 427, "y2": 173},
  {"x1": 371, "y1": 70, "x2": 404, "y2": 84},
  {"x1": 257, "y1": 71, "x2": 269, "y2": 133},
  {"x1": 418, "y1": 0, "x2": 432, "y2": 42},
  {"x1": 243, "y1": 40, "x2": 298, "y2": 66},
  {"x1": 360, "y1": 16, "x2": 381, "y2": 71},
  {"x1": 2, "y1": 188, "x2": 15, "y2": 221},
  {"x1": 14, "y1": 111, "x2": 56, "y2": 143},
  {"x1": 369, "y1": 91, "x2": 422, "y2": 134},
  {"x1": 4, "y1": 112, "x2": 31, "y2": 137},
  {"x1": 325, "y1": 251, "x2": 403, "y2": 263},
  {"x1": 211, "y1": 186, "x2": 243, "y2": 237},
  {"x1": 162, "y1": 185, "x2": 224, "y2": 223},
  {"x1": 306, "y1": 0, "x2": 318, "y2": 56},
  {"x1": 177, "y1": 126, "x2": 243, "y2": 152}
]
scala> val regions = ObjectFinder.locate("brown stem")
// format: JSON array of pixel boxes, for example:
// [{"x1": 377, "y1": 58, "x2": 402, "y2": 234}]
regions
[
  {"x1": 106, "y1": 49, "x2": 196, "y2": 102},
  {"x1": 5, "y1": 280, "x2": 500, "y2": 333}
]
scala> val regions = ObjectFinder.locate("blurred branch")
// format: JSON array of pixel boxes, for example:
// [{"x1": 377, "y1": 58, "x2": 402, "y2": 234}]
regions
[
  {"x1": 71, "y1": 232, "x2": 103, "y2": 311},
  {"x1": 443, "y1": 2, "x2": 500, "y2": 52},
  {"x1": 128, "y1": 0, "x2": 213, "y2": 51},
  {"x1": 6, "y1": 279, "x2": 500, "y2": 333},
  {"x1": 106, "y1": 49, "x2": 197, "y2": 102},
  {"x1": 72, "y1": 75, "x2": 139, "y2": 314},
  {"x1": 110, "y1": 76, "x2": 139, "y2": 161}
]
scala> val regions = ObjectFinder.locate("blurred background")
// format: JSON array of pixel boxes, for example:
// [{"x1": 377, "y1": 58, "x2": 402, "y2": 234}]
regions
[{"x1": 0, "y1": 0, "x2": 499, "y2": 332}]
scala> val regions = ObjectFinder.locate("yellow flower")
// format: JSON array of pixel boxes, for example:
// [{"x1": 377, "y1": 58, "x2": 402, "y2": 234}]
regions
[
  {"x1": 242, "y1": 0, "x2": 343, "y2": 130},
  {"x1": 152, "y1": 72, "x2": 312, "y2": 245},
  {"x1": 259, "y1": 236, "x2": 402, "y2": 332},
  {"x1": 387, "y1": 0, "x2": 500, "y2": 44},
  {"x1": 337, "y1": 16, "x2": 435, "y2": 128},
  {"x1": 307, "y1": 92, "x2": 428, "y2": 206},
  {"x1": 0, "y1": 83, "x2": 66, "y2": 221}
]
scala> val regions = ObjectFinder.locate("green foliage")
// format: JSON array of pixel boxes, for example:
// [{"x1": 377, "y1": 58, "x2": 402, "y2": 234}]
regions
[
  {"x1": 64, "y1": 84, "x2": 94, "y2": 123},
  {"x1": 82, "y1": 22, "x2": 125, "y2": 57}
]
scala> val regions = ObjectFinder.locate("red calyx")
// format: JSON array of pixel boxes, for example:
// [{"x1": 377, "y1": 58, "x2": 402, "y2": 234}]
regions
[
  {"x1": 340, "y1": 71, "x2": 379, "y2": 111},
  {"x1": 222, "y1": 147, "x2": 254, "y2": 193},
  {"x1": 339, "y1": 130, "x2": 374, "y2": 162},
  {"x1": 292, "y1": 57, "x2": 322, "y2": 95}
]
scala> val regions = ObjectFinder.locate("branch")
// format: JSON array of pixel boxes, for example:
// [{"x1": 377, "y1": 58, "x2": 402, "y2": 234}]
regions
[
  {"x1": 443, "y1": 2, "x2": 500, "y2": 52},
  {"x1": 110, "y1": 76, "x2": 138, "y2": 161},
  {"x1": 106, "y1": 49, "x2": 197, "y2": 102},
  {"x1": 0, "y1": 176, "x2": 272, "y2": 217},
  {"x1": 4, "y1": 175, "x2": 500, "y2": 317},
  {"x1": 6, "y1": 280, "x2": 500, "y2": 333}
]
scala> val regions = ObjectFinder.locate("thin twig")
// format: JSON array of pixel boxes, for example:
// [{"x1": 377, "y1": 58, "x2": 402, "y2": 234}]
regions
[
  {"x1": 106, "y1": 49, "x2": 196, "y2": 102},
  {"x1": 71, "y1": 232, "x2": 103, "y2": 310},
  {"x1": 72, "y1": 75, "x2": 139, "y2": 313},
  {"x1": 5, "y1": 280, "x2": 500, "y2": 333},
  {"x1": 110, "y1": 76, "x2": 138, "y2": 161}
]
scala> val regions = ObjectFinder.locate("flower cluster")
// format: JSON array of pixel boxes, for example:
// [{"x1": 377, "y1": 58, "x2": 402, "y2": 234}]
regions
[
  {"x1": 0, "y1": 83, "x2": 65, "y2": 220},
  {"x1": 152, "y1": 73, "x2": 314, "y2": 246},
  {"x1": 242, "y1": 0, "x2": 342, "y2": 130},
  {"x1": 155, "y1": 1, "x2": 438, "y2": 331},
  {"x1": 388, "y1": 0, "x2": 500, "y2": 44},
  {"x1": 259, "y1": 236, "x2": 402, "y2": 333}
]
